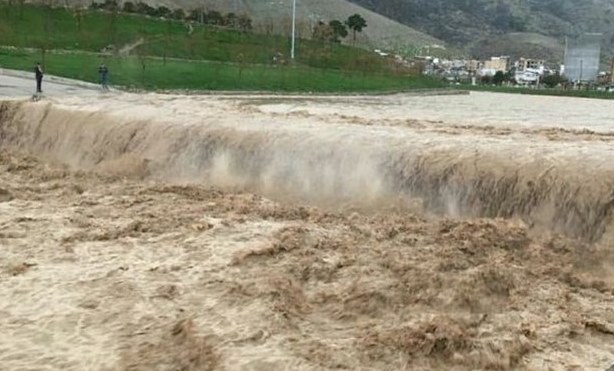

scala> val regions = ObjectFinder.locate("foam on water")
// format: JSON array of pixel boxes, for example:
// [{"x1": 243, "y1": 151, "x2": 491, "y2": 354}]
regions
[{"x1": 1, "y1": 98, "x2": 613, "y2": 241}]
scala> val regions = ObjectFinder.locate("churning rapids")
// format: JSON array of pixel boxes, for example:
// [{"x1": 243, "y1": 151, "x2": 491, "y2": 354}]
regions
[
  {"x1": 2, "y1": 86, "x2": 614, "y2": 370},
  {"x1": 1, "y1": 91, "x2": 614, "y2": 242}
]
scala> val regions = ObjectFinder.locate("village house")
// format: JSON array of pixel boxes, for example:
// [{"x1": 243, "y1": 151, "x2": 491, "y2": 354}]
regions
[
  {"x1": 517, "y1": 58, "x2": 545, "y2": 71},
  {"x1": 483, "y1": 56, "x2": 511, "y2": 72}
]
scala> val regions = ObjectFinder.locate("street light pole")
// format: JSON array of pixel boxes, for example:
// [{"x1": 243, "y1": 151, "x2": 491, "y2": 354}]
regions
[{"x1": 291, "y1": 0, "x2": 296, "y2": 60}]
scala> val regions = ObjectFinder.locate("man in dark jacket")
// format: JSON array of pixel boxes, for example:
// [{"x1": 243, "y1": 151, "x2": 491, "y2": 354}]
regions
[
  {"x1": 98, "y1": 63, "x2": 109, "y2": 90},
  {"x1": 35, "y1": 63, "x2": 43, "y2": 93}
]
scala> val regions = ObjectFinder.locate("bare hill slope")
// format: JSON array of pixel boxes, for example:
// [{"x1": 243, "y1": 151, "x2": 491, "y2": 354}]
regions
[{"x1": 350, "y1": 0, "x2": 614, "y2": 62}]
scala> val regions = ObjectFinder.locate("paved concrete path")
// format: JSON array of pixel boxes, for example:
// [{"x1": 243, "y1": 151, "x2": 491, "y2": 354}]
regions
[{"x1": 0, "y1": 68, "x2": 107, "y2": 99}]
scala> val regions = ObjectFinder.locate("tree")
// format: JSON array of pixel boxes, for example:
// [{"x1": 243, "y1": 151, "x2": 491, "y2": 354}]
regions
[
  {"x1": 262, "y1": 20, "x2": 274, "y2": 35},
  {"x1": 312, "y1": 21, "x2": 333, "y2": 42},
  {"x1": 345, "y1": 14, "x2": 367, "y2": 45},
  {"x1": 103, "y1": 0, "x2": 118, "y2": 11},
  {"x1": 237, "y1": 14, "x2": 252, "y2": 32},
  {"x1": 103, "y1": 1, "x2": 119, "y2": 46},
  {"x1": 156, "y1": 6, "x2": 171, "y2": 18},
  {"x1": 206, "y1": 10, "x2": 224, "y2": 25},
  {"x1": 123, "y1": 1, "x2": 135, "y2": 13},
  {"x1": 542, "y1": 73, "x2": 565, "y2": 88},
  {"x1": 187, "y1": 9, "x2": 200, "y2": 22},
  {"x1": 136, "y1": 2, "x2": 156, "y2": 16},
  {"x1": 492, "y1": 71, "x2": 505, "y2": 85},
  {"x1": 73, "y1": 6, "x2": 85, "y2": 30},
  {"x1": 329, "y1": 20, "x2": 348, "y2": 43},
  {"x1": 224, "y1": 12, "x2": 238, "y2": 28},
  {"x1": 171, "y1": 9, "x2": 185, "y2": 20}
]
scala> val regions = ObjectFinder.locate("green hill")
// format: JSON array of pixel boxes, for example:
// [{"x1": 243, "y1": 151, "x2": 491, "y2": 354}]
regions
[
  {"x1": 0, "y1": 3, "x2": 441, "y2": 92},
  {"x1": 27, "y1": 0, "x2": 444, "y2": 53},
  {"x1": 0, "y1": 3, "x2": 380, "y2": 69}
]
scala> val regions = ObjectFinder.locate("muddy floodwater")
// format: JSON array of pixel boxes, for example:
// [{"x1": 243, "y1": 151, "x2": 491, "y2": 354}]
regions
[{"x1": 1, "y1": 89, "x2": 613, "y2": 370}]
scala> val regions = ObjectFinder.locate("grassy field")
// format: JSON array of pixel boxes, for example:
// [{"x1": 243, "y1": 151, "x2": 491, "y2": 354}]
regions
[
  {"x1": 0, "y1": 48, "x2": 442, "y2": 92},
  {"x1": 0, "y1": 3, "x2": 443, "y2": 92},
  {"x1": 459, "y1": 84, "x2": 614, "y2": 100},
  {"x1": 0, "y1": 3, "x2": 390, "y2": 71}
]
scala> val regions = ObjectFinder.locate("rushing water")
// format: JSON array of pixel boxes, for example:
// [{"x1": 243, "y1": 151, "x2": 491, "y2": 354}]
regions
[{"x1": 2, "y1": 92, "x2": 614, "y2": 241}]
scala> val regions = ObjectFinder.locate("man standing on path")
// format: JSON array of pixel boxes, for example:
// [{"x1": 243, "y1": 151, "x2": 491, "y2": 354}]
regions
[
  {"x1": 98, "y1": 63, "x2": 109, "y2": 90},
  {"x1": 34, "y1": 62, "x2": 43, "y2": 94}
]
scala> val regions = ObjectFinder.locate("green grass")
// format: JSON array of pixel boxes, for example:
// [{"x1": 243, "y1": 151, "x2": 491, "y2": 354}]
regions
[
  {"x1": 0, "y1": 48, "x2": 442, "y2": 92},
  {"x1": 458, "y1": 84, "x2": 614, "y2": 100},
  {"x1": 0, "y1": 3, "x2": 390, "y2": 72},
  {"x1": 0, "y1": 3, "x2": 445, "y2": 92}
]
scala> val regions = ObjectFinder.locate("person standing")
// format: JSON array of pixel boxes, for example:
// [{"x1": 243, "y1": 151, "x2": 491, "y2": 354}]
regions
[
  {"x1": 98, "y1": 63, "x2": 109, "y2": 90},
  {"x1": 35, "y1": 62, "x2": 43, "y2": 94}
]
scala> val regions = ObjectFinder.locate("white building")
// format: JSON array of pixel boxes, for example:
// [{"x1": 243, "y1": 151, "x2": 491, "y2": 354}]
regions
[{"x1": 515, "y1": 69, "x2": 542, "y2": 85}]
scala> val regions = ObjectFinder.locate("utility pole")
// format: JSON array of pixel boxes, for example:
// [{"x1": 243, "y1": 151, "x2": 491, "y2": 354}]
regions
[{"x1": 291, "y1": 0, "x2": 296, "y2": 60}]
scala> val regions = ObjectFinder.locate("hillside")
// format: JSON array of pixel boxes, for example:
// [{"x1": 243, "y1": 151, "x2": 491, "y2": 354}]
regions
[
  {"x1": 0, "y1": 3, "x2": 441, "y2": 92},
  {"x1": 349, "y1": 0, "x2": 614, "y2": 63},
  {"x1": 29, "y1": 0, "x2": 443, "y2": 53}
]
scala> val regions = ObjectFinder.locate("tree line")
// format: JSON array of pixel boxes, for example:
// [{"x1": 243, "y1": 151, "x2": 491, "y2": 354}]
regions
[
  {"x1": 90, "y1": 0, "x2": 253, "y2": 32},
  {"x1": 312, "y1": 14, "x2": 367, "y2": 45},
  {"x1": 89, "y1": 2, "x2": 369, "y2": 44},
  {"x1": 481, "y1": 71, "x2": 567, "y2": 88}
]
